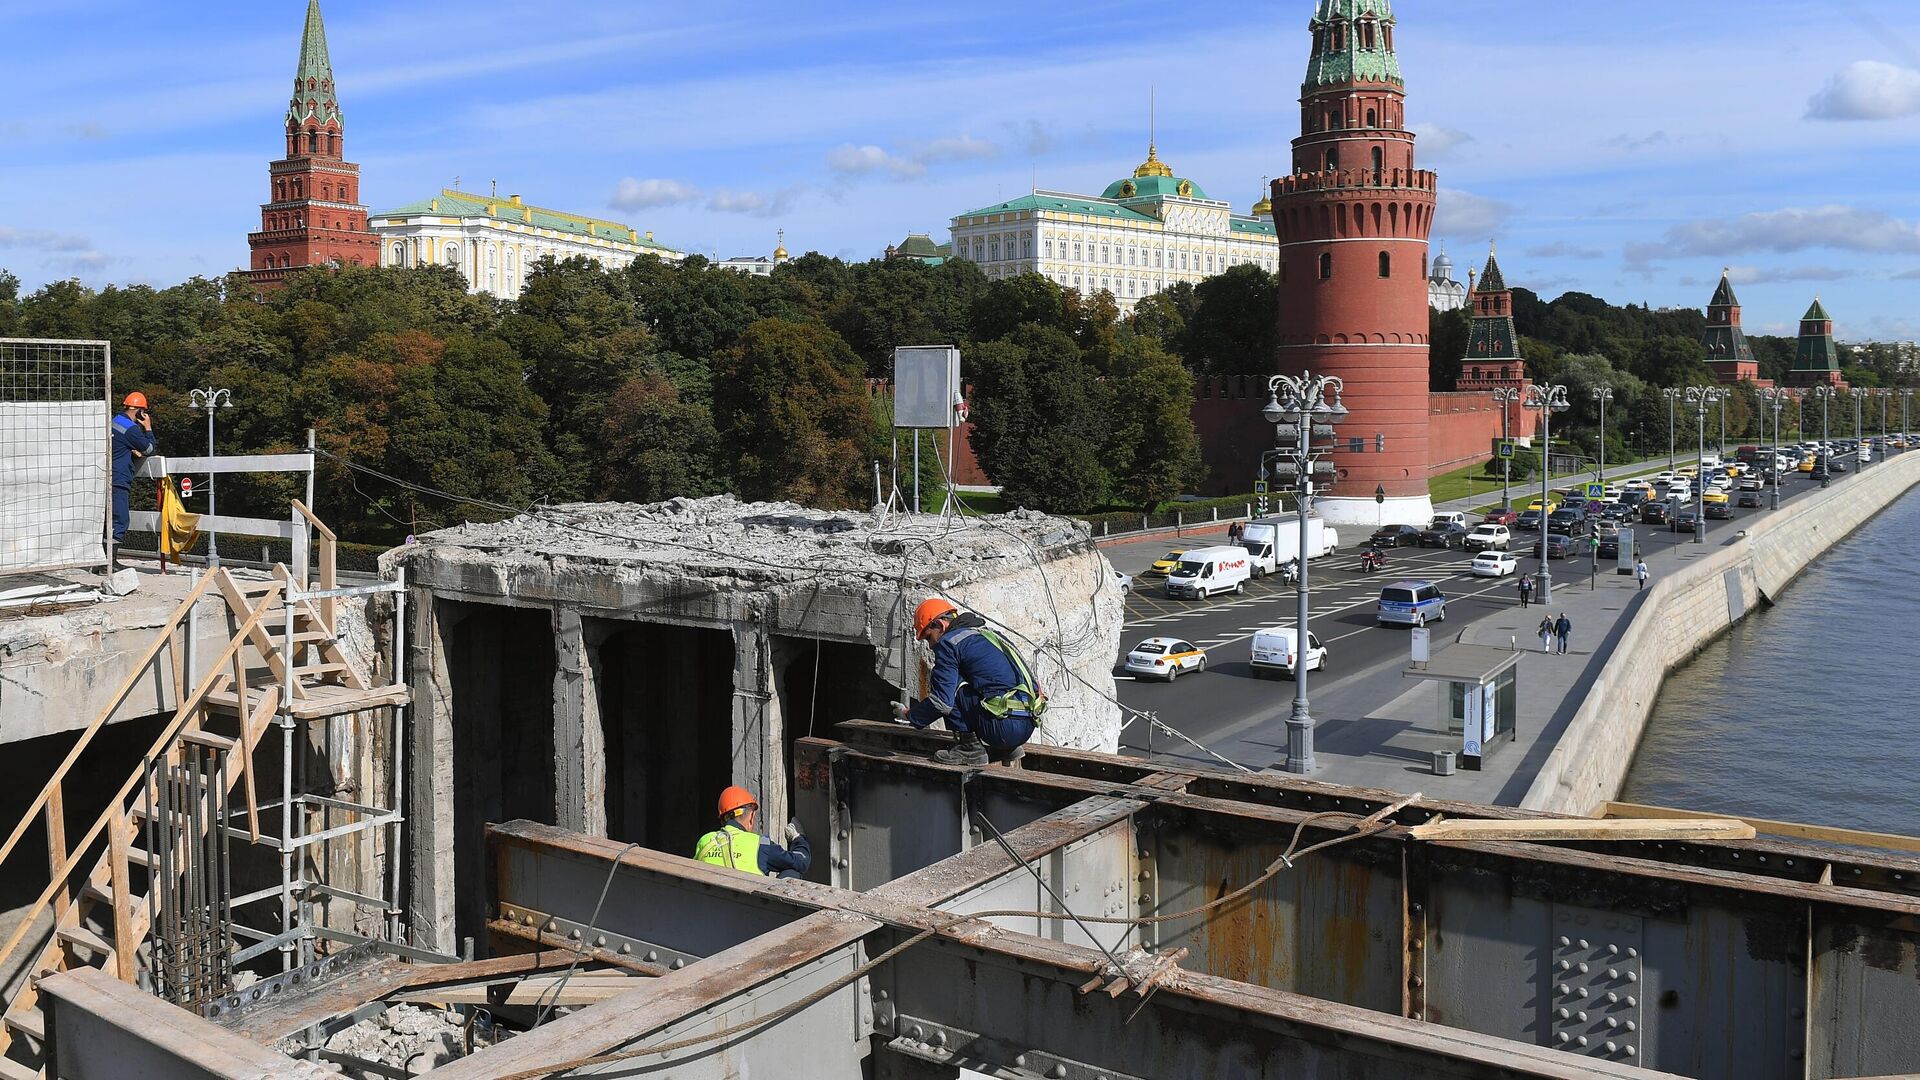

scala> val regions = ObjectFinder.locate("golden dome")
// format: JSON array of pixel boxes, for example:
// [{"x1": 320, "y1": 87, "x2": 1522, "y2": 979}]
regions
[
  {"x1": 1132, "y1": 142, "x2": 1174, "y2": 179},
  {"x1": 773, "y1": 228, "x2": 788, "y2": 261},
  {"x1": 1251, "y1": 177, "x2": 1272, "y2": 217}
]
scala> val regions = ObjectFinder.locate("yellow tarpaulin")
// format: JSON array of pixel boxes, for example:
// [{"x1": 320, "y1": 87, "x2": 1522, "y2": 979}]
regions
[{"x1": 158, "y1": 477, "x2": 201, "y2": 566}]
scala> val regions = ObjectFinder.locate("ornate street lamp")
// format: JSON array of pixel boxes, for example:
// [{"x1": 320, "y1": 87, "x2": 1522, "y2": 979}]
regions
[
  {"x1": 1491, "y1": 386, "x2": 1521, "y2": 510},
  {"x1": 1757, "y1": 387, "x2": 1796, "y2": 511},
  {"x1": 1660, "y1": 387, "x2": 1682, "y2": 471},
  {"x1": 1522, "y1": 383, "x2": 1570, "y2": 601},
  {"x1": 1682, "y1": 387, "x2": 1725, "y2": 544},
  {"x1": 1260, "y1": 373, "x2": 1347, "y2": 775},
  {"x1": 187, "y1": 387, "x2": 234, "y2": 566},
  {"x1": 1590, "y1": 386, "x2": 1614, "y2": 486}
]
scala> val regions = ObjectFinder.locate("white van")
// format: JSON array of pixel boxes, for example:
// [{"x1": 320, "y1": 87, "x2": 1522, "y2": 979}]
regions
[
  {"x1": 1250, "y1": 627, "x2": 1327, "y2": 678},
  {"x1": 1165, "y1": 546, "x2": 1252, "y2": 599}
]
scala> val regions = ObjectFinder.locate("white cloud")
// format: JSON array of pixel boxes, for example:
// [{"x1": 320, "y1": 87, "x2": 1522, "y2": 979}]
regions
[
  {"x1": 1625, "y1": 205, "x2": 1920, "y2": 267},
  {"x1": 1525, "y1": 241, "x2": 1603, "y2": 260},
  {"x1": 1413, "y1": 124, "x2": 1473, "y2": 158},
  {"x1": 916, "y1": 134, "x2": 997, "y2": 165},
  {"x1": 0, "y1": 225, "x2": 93, "y2": 252},
  {"x1": 1722, "y1": 264, "x2": 1856, "y2": 285},
  {"x1": 826, "y1": 144, "x2": 895, "y2": 175},
  {"x1": 1807, "y1": 60, "x2": 1920, "y2": 120},
  {"x1": 826, "y1": 134, "x2": 998, "y2": 180},
  {"x1": 1431, "y1": 189, "x2": 1512, "y2": 239},
  {"x1": 706, "y1": 188, "x2": 798, "y2": 217},
  {"x1": 609, "y1": 177, "x2": 702, "y2": 210}
]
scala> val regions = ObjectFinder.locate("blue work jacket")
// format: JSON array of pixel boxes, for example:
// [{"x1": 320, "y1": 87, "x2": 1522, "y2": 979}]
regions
[
  {"x1": 111, "y1": 413, "x2": 155, "y2": 488},
  {"x1": 907, "y1": 614, "x2": 1031, "y2": 729}
]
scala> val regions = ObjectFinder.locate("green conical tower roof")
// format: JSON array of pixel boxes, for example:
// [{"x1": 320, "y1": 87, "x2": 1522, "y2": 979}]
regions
[
  {"x1": 285, "y1": 0, "x2": 341, "y2": 130},
  {"x1": 1709, "y1": 270, "x2": 1739, "y2": 309},
  {"x1": 1475, "y1": 247, "x2": 1507, "y2": 293},
  {"x1": 1304, "y1": 0, "x2": 1401, "y2": 88},
  {"x1": 1802, "y1": 297, "x2": 1831, "y2": 322}
]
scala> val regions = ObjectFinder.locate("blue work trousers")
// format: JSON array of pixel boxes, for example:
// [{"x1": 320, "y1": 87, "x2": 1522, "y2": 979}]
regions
[
  {"x1": 112, "y1": 485, "x2": 130, "y2": 542},
  {"x1": 945, "y1": 708, "x2": 1036, "y2": 752}
]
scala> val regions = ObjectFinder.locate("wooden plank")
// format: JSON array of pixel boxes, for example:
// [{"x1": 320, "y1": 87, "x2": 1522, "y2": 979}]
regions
[
  {"x1": 45, "y1": 788, "x2": 69, "y2": 927},
  {"x1": 1597, "y1": 800, "x2": 1920, "y2": 856},
  {"x1": 1408, "y1": 817, "x2": 1757, "y2": 842},
  {"x1": 106, "y1": 819, "x2": 135, "y2": 983},
  {"x1": 212, "y1": 570, "x2": 303, "y2": 699},
  {"x1": 0, "y1": 572, "x2": 216, "y2": 870}
]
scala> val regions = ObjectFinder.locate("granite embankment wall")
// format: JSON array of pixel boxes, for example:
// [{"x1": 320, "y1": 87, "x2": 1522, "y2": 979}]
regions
[{"x1": 1521, "y1": 449, "x2": 1920, "y2": 814}]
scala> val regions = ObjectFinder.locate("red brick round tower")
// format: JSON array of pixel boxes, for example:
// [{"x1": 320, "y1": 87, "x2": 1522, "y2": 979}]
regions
[{"x1": 1270, "y1": 0, "x2": 1435, "y2": 525}]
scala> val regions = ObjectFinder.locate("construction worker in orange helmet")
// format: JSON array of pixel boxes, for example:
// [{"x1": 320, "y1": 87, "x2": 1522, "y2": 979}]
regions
[
  {"x1": 110, "y1": 390, "x2": 156, "y2": 553},
  {"x1": 894, "y1": 597, "x2": 1046, "y2": 767},
  {"x1": 693, "y1": 785, "x2": 810, "y2": 878}
]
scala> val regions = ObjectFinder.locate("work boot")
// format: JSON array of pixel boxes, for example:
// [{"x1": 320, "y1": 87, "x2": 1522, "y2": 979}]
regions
[
  {"x1": 989, "y1": 744, "x2": 1026, "y2": 769},
  {"x1": 932, "y1": 733, "x2": 988, "y2": 767}
]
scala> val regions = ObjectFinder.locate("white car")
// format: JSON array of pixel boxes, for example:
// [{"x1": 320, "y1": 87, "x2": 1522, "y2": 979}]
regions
[
  {"x1": 1113, "y1": 570, "x2": 1134, "y2": 594},
  {"x1": 1650, "y1": 471, "x2": 1679, "y2": 487},
  {"x1": 1464, "y1": 524, "x2": 1511, "y2": 551},
  {"x1": 1471, "y1": 550, "x2": 1520, "y2": 577},
  {"x1": 1123, "y1": 637, "x2": 1206, "y2": 681},
  {"x1": 1249, "y1": 627, "x2": 1327, "y2": 678}
]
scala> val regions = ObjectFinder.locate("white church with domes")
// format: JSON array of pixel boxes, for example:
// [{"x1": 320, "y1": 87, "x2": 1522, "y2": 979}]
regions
[{"x1": 946, "y1": 142, "x2": 1278, "y2": 312}]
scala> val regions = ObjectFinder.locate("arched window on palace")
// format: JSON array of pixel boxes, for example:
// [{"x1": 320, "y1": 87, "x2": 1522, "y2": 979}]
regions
[
  {"x1": 1378, "y1": 251, "x2": 1391, "y2": 278},
  {"x1": 1319, "y1": 252, "x2": 1333, "y2": 279},
  {"x1": 1372, "y1": 147, "x2": 1384, "y2": 179}
]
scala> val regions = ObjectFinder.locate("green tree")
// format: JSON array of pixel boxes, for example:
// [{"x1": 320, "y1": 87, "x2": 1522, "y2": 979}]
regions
[
  {"x1": 711, "y1": 318, "x2": 873, "y2": 508},
  {"x1": 1429, "y1": 304, "x2": 1469, "y2": 390},
  {"x1": 598, "y1": 369, "x2": 724, "y2": 503},
  {"x1": 1105, "y1": 334, "x2": 1203, "y2": 508},
  {"x1": 1181, "y1": 264, "x2": 1277, "y2": 375},
  {"x1": 969, "y1": 273, "x2": 1068, "y2": 343},
  {"x1": 966, "y1": 324, "x2": 1110, "y2": 513}
]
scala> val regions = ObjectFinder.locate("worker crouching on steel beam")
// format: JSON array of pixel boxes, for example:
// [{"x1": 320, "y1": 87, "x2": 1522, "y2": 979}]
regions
[
  {"x1": 894, "y1": 597, "x2": 1046, "y2": 767},
  {"x1": 694, "y1": 787, "x2": 810, "y2": 879}
]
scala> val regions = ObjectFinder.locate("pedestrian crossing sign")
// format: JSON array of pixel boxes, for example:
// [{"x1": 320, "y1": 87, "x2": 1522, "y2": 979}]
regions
[
  {"x1": 1497, "y1": 440, "x2": 1516, "y2": 459},
  {"x1": 1254, "y1": 480, "x2": 1268, "y2": 495},
  {"x1": 1585, "y1": 482, "x2": 1606, "y2": 498}
]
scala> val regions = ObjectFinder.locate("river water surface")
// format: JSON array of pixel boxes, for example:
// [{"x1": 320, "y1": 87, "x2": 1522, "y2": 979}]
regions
[{"x1": 1621, "y1": 482, "x2": 1920, "y2": 834}]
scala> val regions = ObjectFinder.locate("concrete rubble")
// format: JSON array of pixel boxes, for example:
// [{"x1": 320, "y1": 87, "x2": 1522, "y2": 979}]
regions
[{"x1": 296, "y1": 1003, "x2": 480, "y2": 1075}]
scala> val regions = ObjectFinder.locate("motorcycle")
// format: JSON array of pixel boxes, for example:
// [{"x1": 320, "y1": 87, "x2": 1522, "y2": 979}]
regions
[
  {"x1": 1278, "y1": 561, "x2": 1301, "y2": 586},
  {"x1": 1358, "y1": 547, "x2": 1386, "y2": 574}
]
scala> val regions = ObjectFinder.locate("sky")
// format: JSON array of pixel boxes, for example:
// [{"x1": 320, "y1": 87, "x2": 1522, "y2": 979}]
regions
[{"x1": 4, "y1": 0, "x2": 1920, "y2": 338}]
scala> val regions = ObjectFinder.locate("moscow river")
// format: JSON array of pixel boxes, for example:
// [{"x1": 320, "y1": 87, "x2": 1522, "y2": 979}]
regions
[{"x1": 1621, "y1": 482, "x2": 1920, "y2": 834}]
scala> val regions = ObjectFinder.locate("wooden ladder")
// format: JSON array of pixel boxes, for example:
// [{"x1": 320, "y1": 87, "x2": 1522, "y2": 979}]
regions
[{"x1": 0, "y1": 568, "x2": 326, "y2": 1080}]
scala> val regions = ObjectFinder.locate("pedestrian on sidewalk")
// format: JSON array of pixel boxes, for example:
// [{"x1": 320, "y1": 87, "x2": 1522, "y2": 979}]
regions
[
  {"x1": 1517, "y1": 573, "x2": 1534, "y2": 607},
  {"x1": 1635, "y1": 559, "x2": 1649, "y2": 590},
  {"x1": 1554, "y1": 612, "x2": 1573, "y2": 654},
  {"x1": 1537, "y1": 615, "x2": 1555, "y2": 653}
]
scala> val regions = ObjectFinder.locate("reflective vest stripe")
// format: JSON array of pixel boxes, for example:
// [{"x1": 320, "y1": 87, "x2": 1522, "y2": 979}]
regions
[
  {"x1": 947, "y1": 625, "x2": 1045, "y2": 718},
  {"x1": 694, "y1": 826, "x2": 764, "y2": 875}
]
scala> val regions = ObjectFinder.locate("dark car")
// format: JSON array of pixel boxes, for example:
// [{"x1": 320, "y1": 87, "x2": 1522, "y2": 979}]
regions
[
  {"x1": 1547, "y1": 509, "x2": 1589, "y2": 537},
  {"x1": 1369, "y1": 524, "x2": 1422, "y2": 548},
  {"x1": 1597, "y1": 535, "x2": 1622, "y2": 560},
  {"x1": 1640, "y1": 501, "x2": 1671, "y2": 525},
  {"x1": 1704, "y1": 497, "x2": 1734, "y2": 519},
  {"x1": 1737, "y1": 490, "x2": 1762, "y2": 508},
  {"x1": 1618, "y1": 489, "x2": 1650, "y2": 508},
  {"x1": 1418, "y1": 522, "x2": 1470, "y2": 549},
  {"x1": 1482, "y1": 508, "x2": 1519, "y2": 527},
  {"x1": 1828, "y1": 458, "x2": 1848, "y2": 474},
  {"x1": 1538, "y1": 533, "x2": 1575, "y2": 560},
  {"x1": 1601, "y1": 503, "x2": 1637, "y2": 522},
  {"x1": 1516, "y1": 509, "x2": 1544, "y2": 531},
  {"x1": 1670, "y1": 508, "x2": 1703, "y2": 533},
  {"x1": 1809, "y1": 466, "x2": 1831, "y2": 482}
]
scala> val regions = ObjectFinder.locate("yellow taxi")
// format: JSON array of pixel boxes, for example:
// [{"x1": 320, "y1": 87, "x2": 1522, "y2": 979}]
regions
[
  {"x1": 1723, "y1": 463, "x2": 1746, "y2": 477},
  {"x1": 1798, "y1": 456, "x2": 1817, "y2": 473},
  {"x1": 1145, "y1": 550, "x2": 1185, "y2": 578},
  {"x1": 1677, "y1": 464, "x2": 1700, "y2": 477},
  {"x1": 1526, "y1": 497, "x2": 1561, "y2": 514}
]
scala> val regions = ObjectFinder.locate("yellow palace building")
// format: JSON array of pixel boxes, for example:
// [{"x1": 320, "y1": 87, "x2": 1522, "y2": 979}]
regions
[{"x1": 371, "y1": 188, "x2": 685, "y2": 298}]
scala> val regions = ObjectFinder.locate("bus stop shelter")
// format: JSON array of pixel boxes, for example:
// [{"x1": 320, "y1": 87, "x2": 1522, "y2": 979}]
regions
[{"x1": 1404, "y1": 643, "x2": 1521, "y2": 770}]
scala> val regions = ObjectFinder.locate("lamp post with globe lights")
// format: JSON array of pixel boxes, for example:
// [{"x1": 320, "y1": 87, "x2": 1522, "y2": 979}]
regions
[
  {"x1": 1682, "y1": 386, "x2": 1724, "y2": 544},
  {"x1": 1261, "y1": 372, "x2": 1347, "y2": 775},
  {"x1": 1757, "y1": 387, "x2": 1795, "y2": 511},
  {"x1": 1522, "y1": 383, "x2": 1571, "y2": 602},
  {"x1": 1491, "y1": 386, "x2": 1521, "y2": 510}
]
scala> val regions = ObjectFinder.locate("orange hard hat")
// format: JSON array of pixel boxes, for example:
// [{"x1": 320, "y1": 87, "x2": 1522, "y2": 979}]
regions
[
  {"x1": 123, "y1": 391, "x2": 149, "y2": 409},
  {"x1": 914, "y1": 597, "x2": 957, "y2": 640},
  {"x1": 717, "y1": 785, "x2": 757, "y2": 819}
]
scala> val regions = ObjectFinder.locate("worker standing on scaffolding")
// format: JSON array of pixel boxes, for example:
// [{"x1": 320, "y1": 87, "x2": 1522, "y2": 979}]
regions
[
  {"x1": 110, "y1": 391, "x2": 156, "y2": 562},
  {"x1": 694, "y1": 786, "x2": 810, "y2": 879},
  {"x1": 895, "y1": 598, "x2": 1045, "y2": 767}
]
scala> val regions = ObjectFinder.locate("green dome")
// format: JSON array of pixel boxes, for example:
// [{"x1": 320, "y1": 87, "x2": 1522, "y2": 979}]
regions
[{"x1": 1101, "y1": 174, "x2": 1209, "y2": 201}]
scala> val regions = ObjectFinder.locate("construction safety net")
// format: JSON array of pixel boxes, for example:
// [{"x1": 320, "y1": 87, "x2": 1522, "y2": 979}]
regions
[{"x1": 0, "y1": 339, "x2": 111, "y2": 576}]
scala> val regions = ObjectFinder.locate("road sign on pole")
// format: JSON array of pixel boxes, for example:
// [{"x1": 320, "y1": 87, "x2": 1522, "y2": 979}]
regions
[
  {"x1": 1585, "y1": 482, "x2": 1606, "y2": 499},
  {"x1": 1497, "y1": 440, "x2": 1516, "y2": 459}
]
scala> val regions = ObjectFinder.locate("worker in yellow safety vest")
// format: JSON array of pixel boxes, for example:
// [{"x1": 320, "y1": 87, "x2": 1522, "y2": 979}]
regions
[{"x1": 693, "y1": 786, "x2": 810, "y2": 878}]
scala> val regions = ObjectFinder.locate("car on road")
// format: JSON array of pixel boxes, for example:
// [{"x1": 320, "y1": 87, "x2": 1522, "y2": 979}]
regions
[
  {"x1": 1376, "y1": 580, "x2": 1448, "y2": 627},
  {"x1": 1737, "y1": 490, "x2": 1762, "y2": 509},
  {"x1": 1516, "y1": 509, "x2": 1545, "y2": 531},
  {"x1": 1538, "y1": 533, "x2": 1576, "y2": 560},
  {"x1": 1123, "y1": 637, "x2": 1206, "y2": 680},
  {"x1": 1428, "y1": 511, "x2": 1469, "y2": 529},
  {"x1": 1798, "y1": 457, "x2": 1817, "y2": 473},
  {"x1": 1419, "y1": 522, "x2": 1471, "y2": 549},
  {"x1": 1465, "y1": 523, "x2": 1512, "y2": 551},
  {"x1": 1526, "y1": 497, "x2": 1562, "y2": 515},
  {"x1": 1249, "y1": 627, "x2": 1327, "y2": 679},
  {"x1": 1640, "y1": 501, "x2": 1671, "y2": 525},
  {"x1": 1738, "y1": 475, "x2": 1764, "y2": 491},
  {"x1": 1369, "y1": 524, "x2": 1423, "y2": 548},
  {"x1": 1482, "y1": 508, "x2": 1520, "y2": 526},
  {"x1": 1113, "y1": 570, "x2": 1133, "y2": 594},
  {"x1": 1703, "y1": 491, "x2": 1732, "y2": 519},
  {"x1": 1547, "y1": 509, "x2": 1589, "y2": 537},
  {"x1": 1593, "y1": 518, "x2": 1621, "y2": 539},
  {"x1": 1600, "y1": 503, "x2": 1637, "y2": 523},
  {"x1": 1145, "y1": 550, "x2": 1185, "y2": 577},
  {"x1": 1597, "y1": 535, "x2": 1622, "y2": 560},
  {"x1": 1470, "y1": 550, "x2": 1519, "y2": 577},
  {"x1": 1671, "y1": 508, "x2": 1704, "y2": 533},
  {"x1": 1828, "y1": 458, "x2": 1848, "y2": 474}
]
